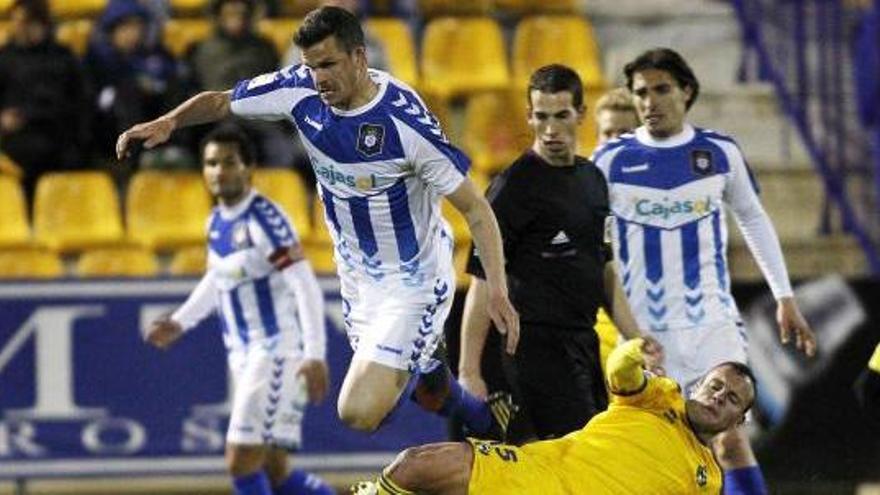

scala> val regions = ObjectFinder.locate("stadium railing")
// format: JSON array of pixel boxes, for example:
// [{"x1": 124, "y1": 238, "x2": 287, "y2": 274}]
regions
[{"x1": 731, "y1": 0, "x2": 880, "y2": 275}]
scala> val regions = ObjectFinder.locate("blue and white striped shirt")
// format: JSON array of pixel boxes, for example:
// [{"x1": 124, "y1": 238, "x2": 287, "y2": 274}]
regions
[
  {"x1": 230, "y1": 66, "x2": 469, "y2": 289},
  {"x1": 206, "y1": 191, "x2": 304, "y2": 348},
  {"x1": 592, "y1": 125, "x2": 792, "y2": 333}
]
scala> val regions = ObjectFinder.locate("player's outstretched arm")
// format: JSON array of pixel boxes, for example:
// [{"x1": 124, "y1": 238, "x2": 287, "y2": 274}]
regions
[
  {"x1": 116, "y1": 90, "x2": 232, "y2": 161},
  {"x1": 145, "y1": 271, "x2": 219, "y2": 350},
  {"x1": 145, "y1": 317, "x2": 184, "y2": 350},
  {"x1": 459, "y1": 277, "x2": 492, "y2": 398},
  {"x1": 776, "y1": 296, "x2": 817, "y2": 357},
  {"x1": 447, "y1": 179, "x2": 520, "y2": 355}
]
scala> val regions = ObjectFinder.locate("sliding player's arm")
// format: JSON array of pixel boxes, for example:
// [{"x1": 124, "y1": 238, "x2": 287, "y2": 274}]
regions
[{"x1": 606, "y1": 338, "x2": 661, "y2": 395}]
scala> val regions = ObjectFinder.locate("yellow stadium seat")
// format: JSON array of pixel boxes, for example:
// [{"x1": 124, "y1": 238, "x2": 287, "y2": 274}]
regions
[
  {"x1": 302, "y1": 198, "x2": 335, "y2": 274},
  {"x1": 169, "y1": 245, "x2": 207, "y2": 276},
  {"x1": 364, "y1": 18, "x2": 418, "y2": 87},
  {"x1": 56, "y1": 19, "x2": 93, "y2": 57},
  {"x1": 257, "y1": 17, "x2": 301, "y2": 58},
  {"x1": 76, "y1": 247, "x2": 159, "y2": 278},
  {"x1": 251, "y1": 168, "x2": 312, "y2": 239},
  {"x1": 463, "y1": 90, "x2": 531, "y2": 175},
  {"x1": 0, "y1": 248, "x2": 64, "y2": 279},
  {"x1": 162, "y1": 18, "x2": 212, "y2": 58},
  {"x1": 33, "y1": 171, "x2": 124, "y2": 253},
  {"x1": 420, "y1": 17, "x2": 510, "y2": 100},
  {"x1": 418, "y1": 0, "x2": 491, "y2": 17},
  {"x1": 169, "y1": 0, "x2": 209, "y2": 15},
  {"x1": 0, "y1": 21, "x2": 10, "y2": 46},
  {"x1": 0, "y1": 175, "x2": 29, "y2": 248},
  {"x1": 494, "y1": 0, "x2": 579, "y2": 14},
  {"x1": 126, "y1": 171, "x2": 211, "y2": 251},
  {"x1": 513, "y1": 16, "x2": 605, "y2": 91},
  {"x1": 50, "y1": 0, "x2": 107, "y2": 18}
]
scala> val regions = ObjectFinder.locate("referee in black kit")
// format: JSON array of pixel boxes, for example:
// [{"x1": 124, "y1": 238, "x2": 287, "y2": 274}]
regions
[{"x1": 458, "y1": 64, "x2": 663, "y2": 444}]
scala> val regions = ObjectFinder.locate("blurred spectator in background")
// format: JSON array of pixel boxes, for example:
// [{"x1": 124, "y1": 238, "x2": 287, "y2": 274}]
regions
[
  {"x1": 139, "y1": 0, "x2": 170, "y2": 50},
  {"x1": 85, "y1": 0, "x2": 184, "y2": 165},
  {"x1": 187, "y1": 0, "x2": 277, "y2": 91},
  {"x1": 186, "y1": 0, "x2": 296, "y2": 168},
  {"x1": 0, "y1": 0, "x2": 90, "y2": 204},
  {"x1": 594, "y1": 87, "x2": 640, "y2": 145}
]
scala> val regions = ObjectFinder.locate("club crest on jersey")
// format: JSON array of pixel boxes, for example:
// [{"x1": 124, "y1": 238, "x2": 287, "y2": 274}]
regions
[
  {"x1": 696, "y1": 465, "x2": 708, "y2": 487},
  {"x1": 690, "y1": 150, "x2": 714, "y2": 176},
  {"x1": 232, "y1": 221, "x2": 252, "y2": 250},
  {"x1": 357, "y1": 123, "x2": 385, "y2": 157}
]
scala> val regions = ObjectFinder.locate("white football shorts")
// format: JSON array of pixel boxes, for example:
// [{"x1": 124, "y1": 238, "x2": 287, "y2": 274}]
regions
[
  {"x1": 226, "y1": 332, "x2": 308, "y2": 449},
  {"x1": 653, "y1": 319, "x2": 750, "y2": 397},
  {"x1": 339, "y1": 232, "x2": 456, "y2": 373}
]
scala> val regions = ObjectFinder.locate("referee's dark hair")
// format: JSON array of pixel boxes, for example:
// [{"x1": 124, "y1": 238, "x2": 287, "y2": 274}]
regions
[
  {"x1": 624, "y1": 48, "x2": 700, "y2": 109},
  {"x1": 527, "y1": 64, "x2": 585, "y2": 111},
  {"x1": 200, "y1": 125, "x2": 256, "y2": 167},
  {"x1": 294, "y1": 6, "x2": 365, "y2": 52}
]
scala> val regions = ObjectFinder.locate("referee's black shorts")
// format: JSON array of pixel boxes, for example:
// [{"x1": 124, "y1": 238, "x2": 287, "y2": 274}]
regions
[{"x1": 495, "y1": 324, "x2": 608, "y2": 444}]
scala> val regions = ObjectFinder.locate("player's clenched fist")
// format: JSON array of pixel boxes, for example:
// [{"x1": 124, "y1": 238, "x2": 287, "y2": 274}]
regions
[
  {"x1": 145, "y1": 316, "x2": 184, "y2": 350},
  {"x1": 116, "y1": 116, "x2": 176, "y2": 161}
]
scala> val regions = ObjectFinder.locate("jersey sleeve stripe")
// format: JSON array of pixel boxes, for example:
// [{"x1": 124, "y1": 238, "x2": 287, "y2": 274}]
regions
[
  {"x1": 349, "y1": 195, "x2": 379, "y2": 257},
  {"x1": 387, "y1": 180, "x2": 419, "y2": 262},
  {"x1": 253, "y1": 277, "x2": 279, "y2": 338}
]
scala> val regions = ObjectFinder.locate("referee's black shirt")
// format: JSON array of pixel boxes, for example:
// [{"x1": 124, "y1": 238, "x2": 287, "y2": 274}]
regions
[{"x1": 467, "y1": 150, "x2": 611, "y2": 332}]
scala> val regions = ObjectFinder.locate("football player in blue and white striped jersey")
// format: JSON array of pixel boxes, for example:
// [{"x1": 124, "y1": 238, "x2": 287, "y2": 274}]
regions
[
  {"x1": 591, "y1": 48, "x2": 816, "y2": 495},
  {"x1": 120, "y1": 8, "x2": 519, "y2": 490},
  {"x1": 146, "y1": 126, "x2": 334, "y2": 495}
]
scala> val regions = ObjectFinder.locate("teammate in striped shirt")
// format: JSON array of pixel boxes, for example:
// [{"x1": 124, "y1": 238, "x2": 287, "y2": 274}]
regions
[
  {"x1": 591, "y1": 48, "x2": 816, "y2": 495},
  {"x1": 119, "y1": 5, "x2": 519, "y2": 450},
  {"x1": 145, "y1": 127, "x2": 333, "y2": 495}
]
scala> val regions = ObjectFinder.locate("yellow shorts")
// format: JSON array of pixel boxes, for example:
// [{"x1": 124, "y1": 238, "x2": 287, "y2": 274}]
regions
[{"x1": 467, "y1": 438, "x2": 567, "y2": 494}]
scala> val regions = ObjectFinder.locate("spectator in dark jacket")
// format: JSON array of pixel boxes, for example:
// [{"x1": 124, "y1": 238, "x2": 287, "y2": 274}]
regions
[
  {"x1": 0, "y1": 0, "x2": 90, "y2": 203},
  {"x1": 184, "y1": 0, "x2": 297, "y2": 168},
  {"x1": 186, "y1": 0, "x2": 279, "y2": 91},
  {"x1": 85, "y1": 0, "x2": 183, "y2": 162}
]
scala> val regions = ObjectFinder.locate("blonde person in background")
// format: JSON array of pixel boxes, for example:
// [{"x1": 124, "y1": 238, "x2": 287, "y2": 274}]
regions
[{"x1": 593, "y1": 87, "x2": 643, "y2": 377}]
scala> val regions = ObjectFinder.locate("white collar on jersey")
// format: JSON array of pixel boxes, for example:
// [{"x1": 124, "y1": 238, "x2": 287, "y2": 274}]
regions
[
  {"x1": 635, "y1": 123, "x2": 696, "y2": 148},
  {"x1": 330, "y1": 69, "x2": 389, "y2": 117},
  {"x1": 218, "y1": 189, "x2": 257, "y2": 220}
]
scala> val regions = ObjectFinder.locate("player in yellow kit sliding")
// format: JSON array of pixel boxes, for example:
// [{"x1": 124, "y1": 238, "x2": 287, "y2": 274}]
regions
[{"x1": 353, "y1": 337, "x2": 757, "y2": 495}]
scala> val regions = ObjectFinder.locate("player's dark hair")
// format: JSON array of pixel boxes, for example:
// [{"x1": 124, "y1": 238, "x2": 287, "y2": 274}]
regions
[
  {"x1": 527, "y1": 64, "x2": 584, "y2": 110},
  {"x1": 10, "y1": 0, "x2": 51, "y2": 26},
  {"x1": 711, "y1": 361, "x2": 758, "y2": 413},
  {"x1": 624, "y1": 48, "x2": 700, "y2": 109},
  {"x1": 200, "y1": 125, "x2": 256, "y2": 166},
  {"x1": 294, "y1": 6, "x2": 364, "y2": 52}
]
